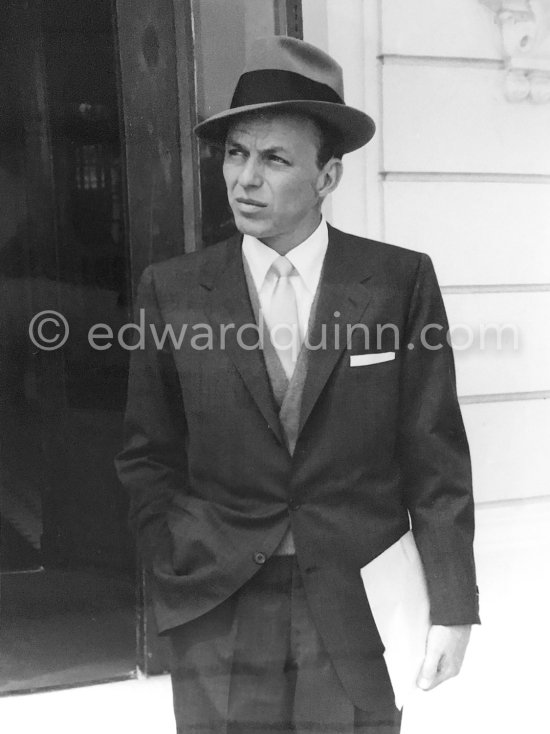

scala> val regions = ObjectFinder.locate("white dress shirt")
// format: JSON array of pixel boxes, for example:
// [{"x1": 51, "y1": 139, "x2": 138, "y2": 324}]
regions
[
  {"x1": 241, "y1": 218, "x2": 329, "y2": 340},
  {"x1": 242, "y1": 219, "x2": 328, "y2": 555}
]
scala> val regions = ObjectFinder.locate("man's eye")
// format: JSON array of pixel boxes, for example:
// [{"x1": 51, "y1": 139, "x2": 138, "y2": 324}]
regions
[
  {"x1": 269, "y1": 155, "x2": 289, "y2": 165},
  {"x1": 226, "y1": 148, "x2": 244, "y2": 158}
]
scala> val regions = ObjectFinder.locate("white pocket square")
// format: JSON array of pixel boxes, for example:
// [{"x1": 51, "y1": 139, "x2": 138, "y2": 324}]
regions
[{"x1": 350, "y1": 351, "x2": 396, "y2": 367}]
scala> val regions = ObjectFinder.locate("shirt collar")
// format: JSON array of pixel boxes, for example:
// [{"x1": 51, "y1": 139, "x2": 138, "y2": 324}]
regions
[{"x1": 242, "y1": 218, "x2": 329, "y2": 294}]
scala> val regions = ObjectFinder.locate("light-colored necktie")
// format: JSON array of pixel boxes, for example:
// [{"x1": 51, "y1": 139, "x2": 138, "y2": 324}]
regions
[{"x1": 264, "y1": 255, "x2": 301, "y2": 380}]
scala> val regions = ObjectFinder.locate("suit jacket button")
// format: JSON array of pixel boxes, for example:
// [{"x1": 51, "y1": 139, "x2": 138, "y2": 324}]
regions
[
  {"x1": 253, "y1": 551, "x2": 266, "y2": 565},
  {"x1": 289, "y1": 500, "x2": 302, "y2": 511}
]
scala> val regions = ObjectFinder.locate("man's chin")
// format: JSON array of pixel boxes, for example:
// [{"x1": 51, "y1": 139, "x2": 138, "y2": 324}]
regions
[{"x1": 233, "y1": 217, "x2": 272, "y2": 239}]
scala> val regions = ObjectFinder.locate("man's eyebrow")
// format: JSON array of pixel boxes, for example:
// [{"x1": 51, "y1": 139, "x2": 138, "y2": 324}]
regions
[
  {"x1": 260, "y1": 145, "x2": 290, "y2": 156},
  {"x1": 225, "y1": 137, "x2": 246, "y2": 149},
  {"x1": 225, "y1": 139, "x2": 292, "y2": 159}
]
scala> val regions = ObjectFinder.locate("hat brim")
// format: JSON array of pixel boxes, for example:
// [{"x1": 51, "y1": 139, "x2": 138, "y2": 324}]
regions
[{"x1": 193, "y1": 100, "x2": 375, "y2": 155}]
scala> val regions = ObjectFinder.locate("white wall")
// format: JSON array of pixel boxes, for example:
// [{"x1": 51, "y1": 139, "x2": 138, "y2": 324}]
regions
[
  {"x1": 303, "y1": 0, "x2": 550, "y2": 506},
  {"x1": 303, "y1": 6, "x2": 550, "y2": 733}
]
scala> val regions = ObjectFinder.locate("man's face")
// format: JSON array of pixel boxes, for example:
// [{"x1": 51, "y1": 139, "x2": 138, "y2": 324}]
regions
[{"x1": 223, "y1": 113, "x2": 327, "y2": 250}]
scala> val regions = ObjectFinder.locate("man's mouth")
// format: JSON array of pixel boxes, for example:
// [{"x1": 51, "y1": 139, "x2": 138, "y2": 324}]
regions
[{"x1": 235, "y1": 197, "x2": 267, "y2": 208}]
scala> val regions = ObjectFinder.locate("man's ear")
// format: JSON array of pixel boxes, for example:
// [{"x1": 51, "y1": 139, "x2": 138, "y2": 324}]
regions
[{"x1": 316, "y1": 158, "x2": 344, "y2": 200}]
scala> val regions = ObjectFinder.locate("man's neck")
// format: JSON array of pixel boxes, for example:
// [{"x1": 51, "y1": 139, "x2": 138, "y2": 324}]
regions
[{"x1": 258, "y1": 214, "x2": 323, "y2": 255}]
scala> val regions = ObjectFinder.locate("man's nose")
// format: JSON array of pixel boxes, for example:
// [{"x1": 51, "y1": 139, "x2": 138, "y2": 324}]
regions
[{"x1": 237, "y1": 157, "x2": 262, "y2": 187}]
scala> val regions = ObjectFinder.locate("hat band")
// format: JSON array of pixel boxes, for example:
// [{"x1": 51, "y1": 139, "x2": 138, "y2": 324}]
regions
[{"x1": 231, "y1": 69, "x2": 344, "y2": 109}]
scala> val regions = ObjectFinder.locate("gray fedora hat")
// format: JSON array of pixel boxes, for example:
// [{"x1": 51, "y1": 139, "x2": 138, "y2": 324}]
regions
[{"x1": 194, "y1": 36, "x2": 375, "y2": 155}]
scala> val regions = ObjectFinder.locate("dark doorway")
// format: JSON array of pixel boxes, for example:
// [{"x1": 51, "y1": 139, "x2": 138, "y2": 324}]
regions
[
  {"x1": 0, "y1": 0, "x2": 135, "y2": 692},
  {"x1": 0, "y1": 0, "x2": 304, "y2": 694}
]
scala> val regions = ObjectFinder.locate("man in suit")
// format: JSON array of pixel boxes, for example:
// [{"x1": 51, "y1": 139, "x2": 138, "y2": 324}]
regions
[{"x1": 116, "y1": 36, "x2": 479, "y2": 734}]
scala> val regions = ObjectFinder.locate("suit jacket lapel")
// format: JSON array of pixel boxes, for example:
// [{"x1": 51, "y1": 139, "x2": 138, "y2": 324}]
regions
[
  {"x1": 201, "y1": 235, "x2": 285, "y2": 447},
  {"x1": 298, "y1": 225, "x2": 373, "y2": 437}
]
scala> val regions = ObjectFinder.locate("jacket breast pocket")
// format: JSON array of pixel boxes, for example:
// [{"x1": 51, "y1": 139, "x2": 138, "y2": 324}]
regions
[
  {"x1": 342, "y1": 349, "x2": 400, "y2": 404},
  {"x1": 349, "y1": 351, "x2": 396, "y2": 368}
]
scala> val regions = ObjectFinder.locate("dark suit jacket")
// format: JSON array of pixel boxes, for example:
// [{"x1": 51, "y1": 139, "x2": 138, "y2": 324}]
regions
[{"x1": 115, "y1": 224, "x2": 479, "y2": 710}]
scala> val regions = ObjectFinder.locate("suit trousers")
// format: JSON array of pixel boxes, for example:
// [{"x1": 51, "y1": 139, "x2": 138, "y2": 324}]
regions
[{"x1": 169, "y1": 556, "x2": 401, "y2": 734}]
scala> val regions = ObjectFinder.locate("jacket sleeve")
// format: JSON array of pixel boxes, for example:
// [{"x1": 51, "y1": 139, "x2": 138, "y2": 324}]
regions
[
  {"x1": 115, "y1": 265, "x2": 188, "y2": 569},
  {"x1": 398, "y1": 253, "x2": 480, "y2": 626}
]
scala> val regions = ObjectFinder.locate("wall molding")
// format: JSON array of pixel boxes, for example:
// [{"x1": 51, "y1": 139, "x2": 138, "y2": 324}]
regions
[
  {"x1": 459, "y1": 390, "x2": 550, "y2": 404},
  {"x1": 380, "y1": 53, "x2": 502, "y2": 69},
  {"x1": 480, "y1": 0, "x2": 550, "y2": 101},
  {"x1": 381, "y1": 171, "x2": 550, "y2": 183},
  {"x1": 475, "y1": 493, "x2": 550, "y2": 551},
  {"x1": 477, "y1": 493, "x2": 550, "y2": 508},
  {"x1": 442, "y1": 283, "x2": 550, "y2": 293}
]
